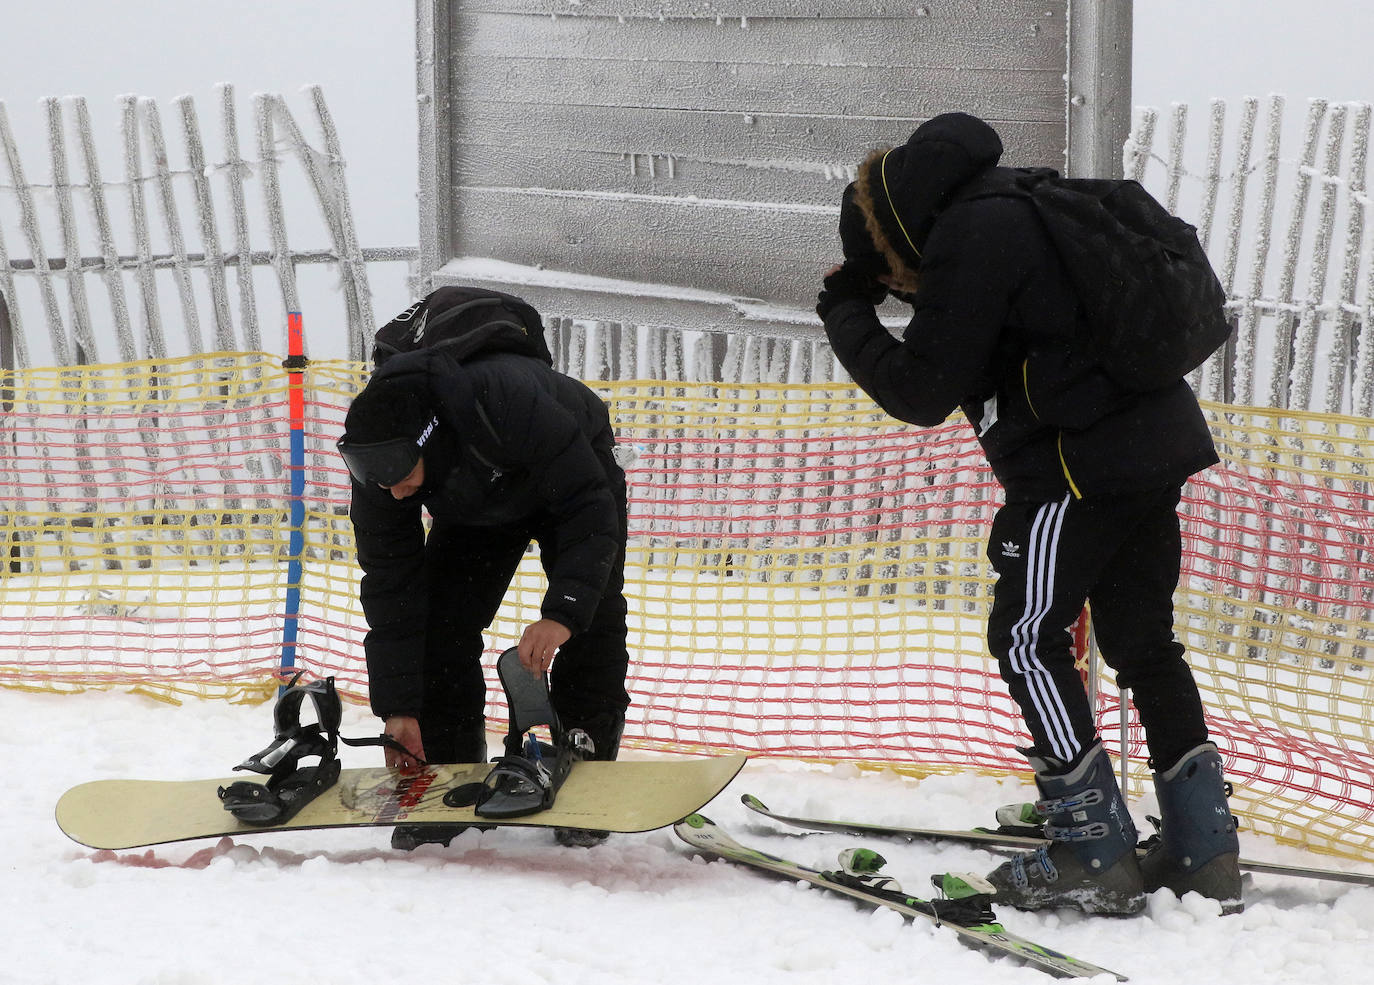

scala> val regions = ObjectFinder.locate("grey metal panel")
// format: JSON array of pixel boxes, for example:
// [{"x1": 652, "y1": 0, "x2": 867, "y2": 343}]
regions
[
  {"x1": 453, "y1": 0, "x2": 1038, "y2": 21},
  {"x1": 456, "y1": 187, "x2": 833, "y2": 302},
  {"x1": 452, "y1": 60, "x2": 1064, "y2": 120},
  {"x1": 417, "y1": 1, "x2": 454, "y2": 284},
  {"x1": 454, "y1": 9, "x2": 1068, "y2": 68},
  {"x1": 421, "y1": 0, "x2": 1121, "y2": 332},
  {"x1": 450, "y1": 104, "x2": 1065, "y2": 193},
  {"x1": 1067, "y1": 0, "x2": 1133, "y2": 179}
]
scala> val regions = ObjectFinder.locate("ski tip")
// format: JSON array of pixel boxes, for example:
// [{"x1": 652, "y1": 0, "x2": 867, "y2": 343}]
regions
[
  {"x1": 680, "y1": 813, "x2": 710, "y2": 829},
  {"x1": 740, "y1": 794, "x2": 766, "y2": 811}
]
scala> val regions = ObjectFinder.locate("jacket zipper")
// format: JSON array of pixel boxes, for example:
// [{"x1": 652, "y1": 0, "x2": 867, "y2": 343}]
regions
[
  {"x1": 470, "y1": 398, "x2": 505, "y2": 482},
  {"x1": 1023, "y1": 359, "x2": 1082, "y2": 499},
  {"x1": 1056, "y1": 434, "x2": 1083, "y2": 499}
]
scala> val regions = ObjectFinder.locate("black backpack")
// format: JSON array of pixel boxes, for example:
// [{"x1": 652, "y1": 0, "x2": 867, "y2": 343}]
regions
[
  {"x1": 372, "y1": 286, "x2": 553, "y2": 369},
  {"x1": 993, "y1": 170, "x2": 1232, "y2": 391}
]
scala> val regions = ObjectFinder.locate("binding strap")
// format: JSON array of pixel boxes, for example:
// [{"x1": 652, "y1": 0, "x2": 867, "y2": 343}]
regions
[{"x1": 218, "y1": 675, "x2": 426, "y2": 826}]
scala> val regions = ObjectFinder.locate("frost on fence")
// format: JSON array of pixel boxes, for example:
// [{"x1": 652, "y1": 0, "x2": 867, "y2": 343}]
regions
[
  {"x1": 0, "y1": 85, "x2": 377, "y2": 368},
  {"x1": 1126, "y1": 96, "x2": 1374, "y2": 416}
]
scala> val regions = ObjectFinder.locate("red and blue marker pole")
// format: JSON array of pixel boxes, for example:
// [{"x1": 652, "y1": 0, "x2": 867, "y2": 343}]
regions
[{"x1": 280, "y1": 311, "x2": 307, "y2": 693}]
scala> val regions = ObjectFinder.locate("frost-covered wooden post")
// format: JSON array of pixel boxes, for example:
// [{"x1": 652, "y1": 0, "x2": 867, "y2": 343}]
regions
[
  {"x1": 0, "y1": 289, "x2": 11, "y2": 379},
  {"x1": 119, "y1": 95, "x2": 166, "y2": 362},
  {"x1": 0, "y1": 101, "x2": 66, "y2": 365},
  {"x1": 1325, "y1": 104, "x2": 1370, "y2": 416},
  {"x1": 218, "y1": 84, "x2": 261, "y2": 354},
  {"x1": 176, "y1": 95, "x2": 236, "y2": 353},
  {"x1": 72, "y1": 98, "x2": 136, "y2": 364}
]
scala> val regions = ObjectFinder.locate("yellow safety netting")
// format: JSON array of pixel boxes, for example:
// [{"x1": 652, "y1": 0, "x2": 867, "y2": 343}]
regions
[{"x1": 1, "y1": 353, "x2": 1371, "y2": 860}]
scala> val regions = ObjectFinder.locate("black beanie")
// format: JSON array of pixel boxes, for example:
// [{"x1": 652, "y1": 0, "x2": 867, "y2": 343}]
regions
[
  {"x1": 861, "y1": 112, "x2": 1004, "y2": 265},
  {"x1": 342, "y1": 371, "x2": 435, "y2": 447}
]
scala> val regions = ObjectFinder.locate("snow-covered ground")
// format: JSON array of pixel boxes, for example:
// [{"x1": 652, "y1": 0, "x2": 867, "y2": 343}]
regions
[{"x1": 11, "y1": 686, "x2": 1371, "y2": 985}]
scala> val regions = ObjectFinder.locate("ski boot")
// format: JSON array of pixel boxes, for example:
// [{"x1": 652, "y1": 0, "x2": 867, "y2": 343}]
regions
[
  {"x1": 1138, "y1": 742, "x2": 1243, "y2": 914},
  {"x1": 391, "y1": 718, "x2": 492, "y2": 851},
  {"x1": 985, "y1": 741, "x2": 1145, "y2": 916},
  {"x1": 552, "y1": 709, "x2": 625, "y2": 848}
]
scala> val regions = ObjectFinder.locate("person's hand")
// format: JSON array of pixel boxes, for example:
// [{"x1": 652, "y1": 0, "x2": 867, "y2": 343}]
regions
[
  {"x1": 817, "y1": 259, "x2": 887, "y2": 320},
  {"x1": 518, "y1": 618, "x2": 573, "y2": 675},
  {"x1": 383, "y1": 715, "x2": 425, "y2": 774}
]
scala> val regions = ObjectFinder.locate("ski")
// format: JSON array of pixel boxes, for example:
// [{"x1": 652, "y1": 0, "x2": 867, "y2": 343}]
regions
[
  {"x1": 741, "y1": 794, "x2": 1374, "y2": 888},
  {"x1": 674, "y1": 813, "x2": 1127, "y2": 982}
]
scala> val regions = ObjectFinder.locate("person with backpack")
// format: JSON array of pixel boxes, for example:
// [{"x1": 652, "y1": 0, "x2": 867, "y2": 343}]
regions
[
  {"x1": 336, "y1": 287, "x2": 630, "y2": 849},
  {"x1": 816, "y1": 112, "x2": 1241, "y2": 915}
]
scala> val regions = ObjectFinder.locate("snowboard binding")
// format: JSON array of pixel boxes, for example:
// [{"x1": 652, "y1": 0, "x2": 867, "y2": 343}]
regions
[
  {"x1": 218, "y1": 675, "x2": 422, "y2": 827},
  {"x1": 472, "y1": 648, "x2": 593, "y2": 819},
  {"x1": 217, "y1": 675, "x2": 345, "y2": 826}
]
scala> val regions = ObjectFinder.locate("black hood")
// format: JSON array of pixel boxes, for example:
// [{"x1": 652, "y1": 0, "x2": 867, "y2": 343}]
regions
[{"x1": 857, "y1": 112, "x2": 1004, "y2": 268}]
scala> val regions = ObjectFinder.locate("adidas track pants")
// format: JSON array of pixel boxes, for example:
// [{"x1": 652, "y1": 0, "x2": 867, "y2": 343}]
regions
[{"x1": 984, "y1": 484, "x2": 1209, "y2": 772}]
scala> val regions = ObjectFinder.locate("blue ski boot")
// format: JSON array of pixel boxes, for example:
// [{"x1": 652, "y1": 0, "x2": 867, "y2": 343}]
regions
[
  {"x1": 985, "y1": 741, "x2": 1145, "y2": 915},
  {"x1": 1139, "y1": 742, "x2": 1243, "y2": 914}
]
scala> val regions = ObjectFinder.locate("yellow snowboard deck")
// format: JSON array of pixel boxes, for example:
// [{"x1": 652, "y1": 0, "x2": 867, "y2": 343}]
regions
[{"x1": 57, "y1": 754, "x2": 747, "y2": 850}]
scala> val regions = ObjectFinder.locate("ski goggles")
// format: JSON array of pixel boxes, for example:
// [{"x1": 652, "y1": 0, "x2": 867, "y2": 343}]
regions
[{"x1": 336, "y1": 435, "x2": 422, "y2": 487}]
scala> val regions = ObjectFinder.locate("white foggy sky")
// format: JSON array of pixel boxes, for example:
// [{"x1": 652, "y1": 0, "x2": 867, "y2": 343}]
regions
[
  {"x1": 1132, "y1": 0, "x2": 1374, "y2": 109},
  {"x1": 1, "y1": 0, "x2": 417, "y2": 249}
]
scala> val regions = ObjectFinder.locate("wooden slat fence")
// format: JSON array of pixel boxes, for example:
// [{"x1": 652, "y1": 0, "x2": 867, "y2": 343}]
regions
[
  {"x1": 1126, "y1": 96, "x2": 1373, "y2": 415},
  {"x1": 0, "y1": 85, "x2": 409, "y2": 370}
]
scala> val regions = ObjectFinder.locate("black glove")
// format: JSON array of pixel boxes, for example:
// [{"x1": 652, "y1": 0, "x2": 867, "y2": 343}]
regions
[{"x1": 816, "y1": 260, "x2": 887, "y2": 321}]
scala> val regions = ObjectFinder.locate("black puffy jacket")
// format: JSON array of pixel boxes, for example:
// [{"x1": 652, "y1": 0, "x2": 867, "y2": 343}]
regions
[
  {"x1": 825, "y1": 119, "x2": 1217, "y2": 501},
  {"x1": 348, "y1": 348, "x2": 624, "y2": 715}
]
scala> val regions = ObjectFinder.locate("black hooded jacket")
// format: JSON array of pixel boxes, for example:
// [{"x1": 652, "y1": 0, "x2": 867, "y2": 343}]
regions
[
  {"x1": 825, "y1": 113, "x2": 1218, "y2": 501},
  {"x1": 346, "y1": 348, "x2": 624, "y2": 716}
]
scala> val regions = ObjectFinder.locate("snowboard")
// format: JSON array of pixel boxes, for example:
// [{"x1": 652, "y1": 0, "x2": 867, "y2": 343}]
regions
[{"x1": 56, "y1": 753, "x2": 746, "y2": 851}]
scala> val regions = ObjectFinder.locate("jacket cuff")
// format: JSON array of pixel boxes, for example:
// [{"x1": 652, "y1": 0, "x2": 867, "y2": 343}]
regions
[{"x1": 540, "y1": 588, "x2": 597, "y2": 636}]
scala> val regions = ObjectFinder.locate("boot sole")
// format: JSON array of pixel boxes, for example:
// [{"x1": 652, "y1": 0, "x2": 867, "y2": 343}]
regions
[{"x1": 1141, "y1": 851, "x2": 1244, "y2": 914}]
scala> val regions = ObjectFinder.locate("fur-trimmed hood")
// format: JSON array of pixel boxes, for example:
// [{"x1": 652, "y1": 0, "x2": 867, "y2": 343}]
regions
[{"x1": 850, "y1": 112, "x2": 1004, "y2": 293}]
